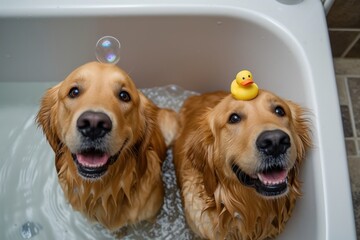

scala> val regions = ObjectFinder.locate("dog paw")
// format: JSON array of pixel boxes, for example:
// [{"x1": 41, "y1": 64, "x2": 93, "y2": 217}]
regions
[{"x1": 157, "y1": 109, "x2": 179, "y2": 147}]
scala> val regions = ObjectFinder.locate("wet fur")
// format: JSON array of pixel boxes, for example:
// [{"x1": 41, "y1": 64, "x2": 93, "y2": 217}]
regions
[
  {"x1": 37, "y1": 62, "x2": 178, "y2": 231},
  {"x1": 173, "y1": 91, "x2": 312, "y2": 239}
]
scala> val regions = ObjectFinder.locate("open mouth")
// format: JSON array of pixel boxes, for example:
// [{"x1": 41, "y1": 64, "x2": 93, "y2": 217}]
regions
[
  {"x1": 231, "y1": 163, "x2": 288, "y2": 197},
  {"x1": 72, "y1": 149, "x2": 120, "y2": 179}
]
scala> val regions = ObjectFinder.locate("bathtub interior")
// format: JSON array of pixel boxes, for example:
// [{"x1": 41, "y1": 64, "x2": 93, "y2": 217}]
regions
[{"x1": 0, "y1": 13, "x2": 331, "y2": 239}]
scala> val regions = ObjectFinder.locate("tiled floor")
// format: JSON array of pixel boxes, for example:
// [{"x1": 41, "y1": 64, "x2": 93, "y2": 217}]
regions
[
  {"x1": 334, "y1": 58, "x2": 360, "y2": 238},
  {"x1": 327, "y1": 0, "x2": 360, "y2": 58}
]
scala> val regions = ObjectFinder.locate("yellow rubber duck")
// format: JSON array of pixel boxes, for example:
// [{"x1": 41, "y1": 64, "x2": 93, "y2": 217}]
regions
[{"x1": 231, "y1": 70, "x2": 259, "y2": 100}]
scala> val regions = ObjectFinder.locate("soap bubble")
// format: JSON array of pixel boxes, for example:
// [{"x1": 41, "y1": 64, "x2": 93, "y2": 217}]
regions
[{"x1": 95, "y1": 36, "x2": 121, "y2": 64}]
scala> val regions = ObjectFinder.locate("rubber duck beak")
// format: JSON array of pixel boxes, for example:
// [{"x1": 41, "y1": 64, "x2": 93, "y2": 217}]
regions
[{"x1": 241, "y1": 79, "x2": 254, "y2": 86}]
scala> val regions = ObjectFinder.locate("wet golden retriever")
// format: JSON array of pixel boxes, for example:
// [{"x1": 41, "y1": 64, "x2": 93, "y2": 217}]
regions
[
  {"x1": 173, "y1": 90, "x2": 311, "y2": 239},
  {"x1": 37, "y1": 62, "x2": 178, "y2": 231}
]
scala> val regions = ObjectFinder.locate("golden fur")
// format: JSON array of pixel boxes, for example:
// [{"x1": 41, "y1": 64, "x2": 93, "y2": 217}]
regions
[
  {"x1": 37, "y1": 62, "x2": 178, "y2": 231},
  {"x1": 173, "y1": 90, "x2": 312, "y2": 239}
]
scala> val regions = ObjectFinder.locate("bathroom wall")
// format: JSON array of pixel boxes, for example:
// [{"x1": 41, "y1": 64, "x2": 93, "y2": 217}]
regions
[{"x1": 327, "y1": 0, "x2": 360, "y2": 237}]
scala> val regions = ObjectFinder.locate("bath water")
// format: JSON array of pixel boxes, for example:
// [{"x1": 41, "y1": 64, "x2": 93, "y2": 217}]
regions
[{"x1": 0, "y1": 83, "x2": 199, "y2": 240}]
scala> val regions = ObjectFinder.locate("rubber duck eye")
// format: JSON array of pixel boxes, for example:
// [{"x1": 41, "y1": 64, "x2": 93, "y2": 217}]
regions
[
  {"x1": 228, "y1": 113, "x2": 241, "y2": 124},
  {"x1": 68, "y1": 87, "x2": 80, "y2": 98},
  {"x1": 242, "y1": 77, "x2": 245, "y2": 80},
  {"x1": 274, "y1": 106, "x2": 286, "y2": 117},
  {"x1": 248, "y1": 75, "x2": 251, "y2": 78},
  {"x1": 119, "y1": 91, "x2": 131, "y2": 102}
]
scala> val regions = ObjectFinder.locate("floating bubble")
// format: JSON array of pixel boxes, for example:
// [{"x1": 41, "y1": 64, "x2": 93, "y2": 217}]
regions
[
  {"x1": 95, "y1": 36, "x2": 121, "y2": 64},
  {"x1": 20, "y1": 221, "x2": 41, "y2": 239}
]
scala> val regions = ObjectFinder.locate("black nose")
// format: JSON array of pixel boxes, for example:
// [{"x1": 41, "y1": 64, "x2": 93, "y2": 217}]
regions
[
  {"x1": 77, "y1": 111, "x2": 112, "y2": 139},
  {"x1": 256, "y1": 130, "x2": 290, "y2": 157}
]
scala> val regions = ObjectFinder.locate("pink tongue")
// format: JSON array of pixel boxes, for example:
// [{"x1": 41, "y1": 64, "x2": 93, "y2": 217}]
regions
[
  {"x1": 257, "y1": 170, "x2": 287, "y2": 185},
  {"x1": 76, "y1": 153, "x2": 110, "y2": 167}
]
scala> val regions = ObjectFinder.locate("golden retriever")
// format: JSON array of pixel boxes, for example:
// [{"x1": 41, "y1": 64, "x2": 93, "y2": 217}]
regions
[
  {"x1": 37, "y1": 62, "x2": 178, "y2": 231},
  {"x1": 173, "y1": 90, "x2": 312, "y2": 239}
]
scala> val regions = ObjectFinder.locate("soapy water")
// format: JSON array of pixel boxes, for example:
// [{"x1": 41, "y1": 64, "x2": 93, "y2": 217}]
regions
[
  {"x1": 95, "y1": 36, "x2": 121, "y2": 64},
  {"x1": 0, "y1": 84, "x2": 200, "y2": 240}
]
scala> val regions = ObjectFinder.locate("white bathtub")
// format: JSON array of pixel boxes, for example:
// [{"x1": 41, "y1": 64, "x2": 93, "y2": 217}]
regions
[{"x1": 0, "y1": 0, "x2": 356, "y2": 239}]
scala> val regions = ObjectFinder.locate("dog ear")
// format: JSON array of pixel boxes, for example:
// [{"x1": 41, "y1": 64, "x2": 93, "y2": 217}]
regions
[
  {"x1": 203, "y1": 154, "x2": 218, "y2": 195},
  {"x1": 135, "y1": 93, "x2": 167, "y2": 176},
  {"x1": 186, "y1": 114, "x2": 218, "y2": 195},
  {"x1": 36, "y1": 83, "x2": 61, "y2": 152},
  {"x1": 287, "y1": 101, "x2": 312, "y2": 162}
]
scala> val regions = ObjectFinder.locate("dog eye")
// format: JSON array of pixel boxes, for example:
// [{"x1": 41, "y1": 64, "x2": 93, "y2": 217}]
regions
[
  {"x1": 119, "y1": 91, "x2": 131, "y2": 102},
  {"x1": 228, "y1": 113, "x2": 241, "y2": 124},
  {"x1": 274, "y1": 106, "x2": 286, "y2": 117},
  {"x1": 68, "y1": 87, "x2": 80, "y2": 98}
]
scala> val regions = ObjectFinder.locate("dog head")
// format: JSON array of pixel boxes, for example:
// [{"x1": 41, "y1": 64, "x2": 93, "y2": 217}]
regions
[
  {"x1": 37, "y1": 62, "x2": 151, "y2": 179},
  {"x1": 186, "y1": 90, "x2": 311, "y2": 198}
]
